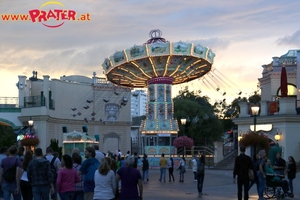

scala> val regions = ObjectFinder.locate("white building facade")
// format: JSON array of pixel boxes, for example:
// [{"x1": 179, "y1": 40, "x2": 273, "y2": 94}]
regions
[
  {"x1": 7, "y1": 72, "x2": 132, "y2": 154},
  {"x1": 131, "y1": 90, "x2": 147, "y2": 118},
  {"x1": 234, "y1": 50, "x2": 300, "y2": 162}
]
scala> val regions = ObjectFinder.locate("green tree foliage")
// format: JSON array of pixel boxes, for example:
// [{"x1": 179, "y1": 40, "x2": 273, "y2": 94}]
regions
[
  {"x1": 173, "y1": 89, "x2": 223, "y2": 146},
  {"x1": 49, "y1": 139, "x2": 63, "y2": 159},
  {"x1": 0, "y1": 125, "x2": 16, "y2": 147}
]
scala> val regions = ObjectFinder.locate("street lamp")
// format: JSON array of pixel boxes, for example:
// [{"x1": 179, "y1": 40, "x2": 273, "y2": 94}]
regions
[
  {"x1": 28, "y1": 117, "x2": 35, "y2": 135},
  {"x1": 180, "y1": 118, "x2": 187, "y2": 155},
  {"x1": 28, "y1": 117, "x2": 34, "y2": 127},
  {"x1": 251, "y1": 105, "x2": 260, "y2": 156},
  {"x1": 180, "y1": 118, "x2": 186, "y2": 135}
]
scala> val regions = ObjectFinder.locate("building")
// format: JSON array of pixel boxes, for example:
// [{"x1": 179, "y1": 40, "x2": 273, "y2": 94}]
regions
[
  {"x1": 131, "y1": 90, "x2": 147, "y2": 118},
  {"x1": 1, "y1": 71, "x2": 132, "y2": 154},
  {"x1": 233, "y1": 50, "x2": 300, "y2": 161}
]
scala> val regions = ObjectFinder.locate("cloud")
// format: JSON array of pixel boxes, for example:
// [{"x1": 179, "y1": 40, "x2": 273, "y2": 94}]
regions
[
  {"x1": 1, "y1": 0, "x2": 300, "y2": 99},
  {"x1": 276, "y1": 30, "x2": 300, "y2": 46}
]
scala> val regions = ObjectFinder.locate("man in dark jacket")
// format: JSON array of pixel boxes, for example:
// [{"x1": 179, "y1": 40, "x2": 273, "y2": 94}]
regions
[
  {"x1": 27, "y1": 148, "x2": 54, "y2": 200},
  {"x1": 273, "y1": 152, "x2": 286, "y2": 176},
  {"x1": 233, "y1": 145, "x2": 254, "y2": 200}
]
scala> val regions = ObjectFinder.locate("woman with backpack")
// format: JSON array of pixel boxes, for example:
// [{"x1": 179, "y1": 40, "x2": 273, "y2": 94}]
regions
[{"x1": 72, "y1": 153, "x2": 84, "y2": 200}]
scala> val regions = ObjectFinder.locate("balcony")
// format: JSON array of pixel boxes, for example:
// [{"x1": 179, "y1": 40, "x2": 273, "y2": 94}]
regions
[{"x1": 24, "y1": 95, "x2": 45, "y2": 108}]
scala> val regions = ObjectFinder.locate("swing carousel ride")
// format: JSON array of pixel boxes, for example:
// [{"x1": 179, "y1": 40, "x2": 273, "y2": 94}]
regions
[
  {"x1": 100, "y1": 29, "x2": 242, "y2": 154},
  {"x1": 69, "y1": 29, "x2": 242, "y2": 154}
]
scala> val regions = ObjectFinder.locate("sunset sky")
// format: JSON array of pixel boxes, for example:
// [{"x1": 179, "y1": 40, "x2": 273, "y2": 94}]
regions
[{"x1": 1, "y1": 0, "x2": 300, "y2": 104}]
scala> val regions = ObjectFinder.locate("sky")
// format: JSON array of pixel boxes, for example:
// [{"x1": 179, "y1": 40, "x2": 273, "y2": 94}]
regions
[{"x1": 1, "y1": 0, "x2": 300, "y2": 104}]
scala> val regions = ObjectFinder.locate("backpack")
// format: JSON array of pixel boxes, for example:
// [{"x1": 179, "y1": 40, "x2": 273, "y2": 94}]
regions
[
  {"x1": 142, "y1": 159, "x2": 149, "y2": 170},
  {"x1": 2, "y1": 158, "x2": 18, "y2": 182},
  {"x1": 197, "y1": 158, "x2": 205, "y2": 174},
  {"x1": 47, "y1": 156, "x2": 57, "y2": 182}
]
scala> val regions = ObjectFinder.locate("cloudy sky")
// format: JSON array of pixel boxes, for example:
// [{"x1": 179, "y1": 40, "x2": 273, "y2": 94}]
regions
[{"x1": 1, "y1": 0, "x2": 300, "y2": 103}]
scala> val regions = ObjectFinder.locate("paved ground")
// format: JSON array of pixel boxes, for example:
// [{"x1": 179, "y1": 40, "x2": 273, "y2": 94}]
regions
[{"x1": 142, "y1": 168, "x2": 300, "y2": 200}]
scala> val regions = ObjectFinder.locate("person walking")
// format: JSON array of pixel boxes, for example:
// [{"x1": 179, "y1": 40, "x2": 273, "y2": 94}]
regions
[
  {"x1": 93, "y1": 145, "x2": 104, "y2": 165},
  {"x1": 20, "y1": 151, "x2": 33, "y2": 200},
  {"x1": 0, "y1": 146, "x2": 8, "y2": 200},
  {"x1": 116, "y1": 157, "x2": 143, "y2": 200},
  {"x1": 27, "y1": 147, "x2": 54, "y2": 200},
  {"x1": 178, "y1": 156, "x2": 186, "y2": 183},
  {"x1": 233, "y1": 145, "x2": 254, "y2": 200},
  {"x1": 45, "y1": 146, "x2": 61, "y2": 200},
  {"x1": 133, "y1": 152, "x2": 140, "y2": 169},
  {"x1": 125, "y1": 151, "x2": 130, "y2": 159},
  {"x1": 72, "y1": 153, "x2": 84, "y2": 200},
  {"x1": 197, "y1": 154, "x2": 205, "y2": 196},
  {"x1": 93, "y1": 158, "x2": 116, "y2": 200},
  {"x1": 248, "y1": 153, "x2": 259, "y2": 194},
  {"x1": 192, "y1": 155, "x2": 198, "y2": 181},
  {"x1": 0, "y1": 145, "x2": 22, "y2": 200},
  {"x1": 159, "y1": 153, "x2": 167, "y2": 182},
  {"x1": 257, "y1": 150, "x2": 267, "y2": 200},
  {"x1": 57, "y1": 154, "x2": 80, "y2": 200},
  {"x1": 79, "y1": 147, "x2": 100, "y2": 200},
  {"x1": 141, "y1": 154, "x2": 149, "y2": 183},
  {"x1": 16, "y1": 147, "x2": 25, "y2": 162},
  {"x1": 167, "y1": 157, "x2": 175, "y2": 182},
  {"x1": 286, "y1": 156, "x2": 296, "y2": 198}
]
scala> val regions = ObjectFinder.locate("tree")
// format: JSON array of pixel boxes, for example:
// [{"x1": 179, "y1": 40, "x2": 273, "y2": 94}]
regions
[
  {"x1": 0, "y1": 125, "x2": 16, "y2": 147},
  {"x1": 173, "y1": 89, "x2": 224, "y2": 146}
]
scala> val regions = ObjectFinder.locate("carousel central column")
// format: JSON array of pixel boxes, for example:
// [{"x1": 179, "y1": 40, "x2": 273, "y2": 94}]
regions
[{"x1": 141, "y1": 77, "x2": 178, "y2": 155}]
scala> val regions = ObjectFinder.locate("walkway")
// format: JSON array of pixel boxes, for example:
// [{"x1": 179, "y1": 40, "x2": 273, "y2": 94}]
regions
[{"x1": 143, "y1": 168, "x2": 300, "y2": 200}]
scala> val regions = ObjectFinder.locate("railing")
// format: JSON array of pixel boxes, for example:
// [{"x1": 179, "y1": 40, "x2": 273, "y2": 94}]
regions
[
  {"x1": 181, "y1": 146, "x2": 214, "y2": 156},
  {"x1": 223, "y1": 139, "x2": 237, "y2": 157},
  {"x1": 24, "y1": 95, "x2": 45, "y2": 108},
  {"x1": 0, "y1": 97, "x2": 18, "y2": 108},
  {"x1": 131, "y1": 137, "x2": 141, "y2": 155}
]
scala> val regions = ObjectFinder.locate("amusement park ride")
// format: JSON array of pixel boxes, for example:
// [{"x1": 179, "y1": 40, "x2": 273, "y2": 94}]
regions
[
  {"x1": 70, "y1": 29, "x2": 243, "y2": 155},
  {"x1": 101, "y1": 29, "x2": 221, "y2": 155}
]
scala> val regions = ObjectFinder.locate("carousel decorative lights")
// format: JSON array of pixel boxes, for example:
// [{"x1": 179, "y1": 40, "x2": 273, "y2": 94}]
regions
[{"x1": 101, "y1": 29, "x2": 215, "y2": 155}]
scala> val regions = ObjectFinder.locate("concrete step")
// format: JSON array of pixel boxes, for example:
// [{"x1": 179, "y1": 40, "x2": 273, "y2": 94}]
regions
[{"x1": 211, "y1": 150, "x2": 238, "y2": 170}]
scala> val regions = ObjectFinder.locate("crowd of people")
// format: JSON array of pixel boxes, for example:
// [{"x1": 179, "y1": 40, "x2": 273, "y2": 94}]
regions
[
  {"x1": 233, "y1": 146, "x2": 297, "y2": 200},
  {"x1": 157, "y1": 153, "x2": 205, "y2": 197},
  {"x1": 0, "y1": 145, "x2": 145, "y2": 200},
  {"x1": 0, "y1": 145, "x2": 210, "y2": 200}
]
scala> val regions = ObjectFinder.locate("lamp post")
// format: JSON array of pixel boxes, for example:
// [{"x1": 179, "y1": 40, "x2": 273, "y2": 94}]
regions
[
  {"x1": 180, "y1": 118, "x2": 186, "y2": 135},
  {"x1": 180, "y1": 118, "x2": 187, "y2": 155},
  {"x1": 28, "y1": 117, "x2": 34, "y2": 134},
  {"x1": 251, "y1": 105, "x2": 260, "y2": 156}
]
